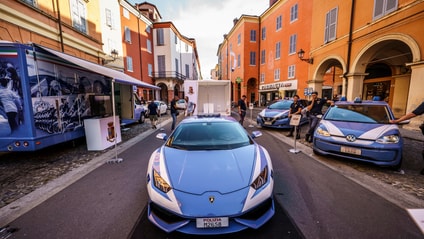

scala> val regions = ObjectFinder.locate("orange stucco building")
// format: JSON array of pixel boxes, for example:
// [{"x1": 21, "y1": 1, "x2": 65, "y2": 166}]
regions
[
  {"x1": 0, "y1": 0, "x2": 104, "y2": 63},
  {"x1": 120, "y1": 2, "x2": 156, "y2": 101},
  {"x1": 218, "y1": 0, "x2": 424, "y2": 129},
  {"x1": 218, "y1": 0, "x2": 313, "y2": 106},
  {"x1": 259, "y1": 0, "x2": 313, "y2": 104},
  {"x1": 219, "y1": 16, "x2": 261, "y2": 106}
]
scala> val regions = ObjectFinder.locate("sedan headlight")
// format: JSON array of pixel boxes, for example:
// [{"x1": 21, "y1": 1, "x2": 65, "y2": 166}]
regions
[
  {"x1": 251, "y1": 166, "x2": 268, "y2": 190},
  {"x1": 153, "y1": 169, "x2": 171, "y2": 193},
  {"x1": 316, "y1": 126, "x2": 331, "y2": 137},
  {"x1": 376, "y1": 135, "x2": 400, "y2": 144}
]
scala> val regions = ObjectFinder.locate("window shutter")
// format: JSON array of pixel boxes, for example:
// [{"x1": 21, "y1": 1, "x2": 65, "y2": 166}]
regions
[
  {"x1": 385, "y1": 0, "x2": 397, "y2": 14},
  {"x1": 373, "y1": 0, "x2": 385, "y2": 19},
  {"x1": 105, "y1": 9, "x2": 112, "y2": 27},
  {"x1": 324, "y1": 7, "x2": 338, "y2": 43},
  {"x1": 329, "y1": 8, "x2": 337, "y2": 41}
]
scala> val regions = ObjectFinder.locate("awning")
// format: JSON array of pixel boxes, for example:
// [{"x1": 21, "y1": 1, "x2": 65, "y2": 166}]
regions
[{"x1": 35, "y1": 44, "x2": 160, "y2": 90}]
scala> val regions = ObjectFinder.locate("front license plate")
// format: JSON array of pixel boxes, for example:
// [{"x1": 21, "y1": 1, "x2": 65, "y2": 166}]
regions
[
  {"x1": 196, "y1": 217, "x2": 229, "y2": 228},
  {"x1": 340, "y1": 146, "x2": 361, "y2": 155},
  {"x1": 264, "y1": 121, "x2": 273, "y2": 125}
]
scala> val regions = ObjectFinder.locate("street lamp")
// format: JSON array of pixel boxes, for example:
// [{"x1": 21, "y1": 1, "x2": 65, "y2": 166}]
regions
[
  {"x1": 297, "y1": 48, "x2": 313, "y2": 64},
  {"x1": 110, "y1": 49, "x2": 118, "y2": 60},
  {"x1": 103, "y1": 49, "x2": 119, "y2": 64}
]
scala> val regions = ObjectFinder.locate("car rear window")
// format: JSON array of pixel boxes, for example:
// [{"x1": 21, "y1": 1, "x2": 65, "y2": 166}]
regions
[
  {"x1": 324, "y1": 104, "x2": 391, "y2": 123},
  {"x1": 166, "y1": 121, "x2": 252, "y2": 150}
]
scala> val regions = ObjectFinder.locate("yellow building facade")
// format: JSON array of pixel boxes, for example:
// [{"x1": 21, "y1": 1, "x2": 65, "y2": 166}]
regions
[{"x1": 308, "y1": 0, "x2": 424, "y2": 128}]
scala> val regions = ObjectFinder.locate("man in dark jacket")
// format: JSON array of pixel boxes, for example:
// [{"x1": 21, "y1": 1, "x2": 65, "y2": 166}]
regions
[
  {"x1": 305, "y1": 91, "x2": 332, "y2": 142},
  {"x1": 147, "y1": 100, "x2": 158, "y2": 129},
  {"x1": 287, "y1": 95, "x2": 303, "y2": 139},
  {"x1": 238, "y1": 95, "x2": 247, "y2": 126},
  {"x1": 170, "y1": 95, "x2": 179, "y2": 130}
]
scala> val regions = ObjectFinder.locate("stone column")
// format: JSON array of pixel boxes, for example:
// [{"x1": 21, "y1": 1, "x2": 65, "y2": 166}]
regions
[{"x1": 344, "y1": 73, "x2": 367, "y2": 101}]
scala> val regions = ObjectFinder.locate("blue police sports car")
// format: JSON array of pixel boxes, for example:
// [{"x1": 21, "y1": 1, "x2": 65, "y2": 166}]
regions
[
  {"x1": 257, "y1": 99, "x2": 308, "y2": 129},
  {"x1": 146, "y1": 115, "x2": 274, "y2": 235},
  {"x1": 313, "y1": 98, "x2": 404, "y2": 169}
]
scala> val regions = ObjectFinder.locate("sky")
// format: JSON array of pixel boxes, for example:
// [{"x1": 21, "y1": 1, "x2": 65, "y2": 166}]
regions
[{"x1": 128, "y1": 0, "x2": 269, "y2": 79}]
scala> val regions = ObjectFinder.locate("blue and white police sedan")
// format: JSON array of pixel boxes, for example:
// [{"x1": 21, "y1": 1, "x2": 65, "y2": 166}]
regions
[
  {"x1": 146, "y1": 115, "x2": 274, "y2": 235},
  {"x1": 312, "y1": 98, "x2": 404, "y2": 169},
  {"x1": 256, "y1": 99, "x2": 308, "y2": 129}
]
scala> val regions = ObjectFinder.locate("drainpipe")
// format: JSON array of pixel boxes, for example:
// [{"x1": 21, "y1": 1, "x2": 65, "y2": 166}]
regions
[
  {"x1": 258, "y1": 16, "x2": 262, "y2": 106},
  {"x1": 343, "y1": 0, "x2": 355, "y2": 98},
  {"x1": 137, "y1": 11, "x2": 143, "y2": 82},
  {"x1": 55, "y1": 0, "x2": 64, "y2": 52}
]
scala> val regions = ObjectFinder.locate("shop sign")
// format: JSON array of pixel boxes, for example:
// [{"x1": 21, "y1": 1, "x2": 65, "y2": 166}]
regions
[{"x1": 260, "y1": 80, "x2": 297, "y2": 91}]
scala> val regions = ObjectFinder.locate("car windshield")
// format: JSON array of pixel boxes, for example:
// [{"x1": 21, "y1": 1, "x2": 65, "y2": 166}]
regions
[
  {"x1": 324, "y1": 104, "x2": 391, "y2": 124},
  {"x1": 268, "y1": 100, "x2": 292, "y2": 110},
  {"x1": 165, "y1": 121, "x2": 252, "y2": 150}
]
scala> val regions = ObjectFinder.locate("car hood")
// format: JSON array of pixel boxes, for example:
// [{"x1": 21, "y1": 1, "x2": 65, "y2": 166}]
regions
[
  {"x1": 320, "y1": 120, "x2": 400, "y2": 140},
  {"x1": 260, "y1": 108, "x2": 289, "y2": 117},
  {"x1": 163, "y1": 145, "x2": 256, "y2": 194}
]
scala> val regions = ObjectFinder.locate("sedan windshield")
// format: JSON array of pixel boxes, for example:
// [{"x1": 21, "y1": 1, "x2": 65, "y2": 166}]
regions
[
  {"x1": 268, "y1": 100, "x2": 292, "y2": 110},
  {"x1": 166, "y1": 121, "x2": 252, "y2": 150},
  {"x1": 324, "y1": 104, "x2": 391, "y2": 124}
]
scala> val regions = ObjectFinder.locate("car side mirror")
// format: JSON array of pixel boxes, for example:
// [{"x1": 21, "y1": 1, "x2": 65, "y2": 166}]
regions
[
  {"x1": 156, "y1": 133, "x2": 168, "y2": 140},
  {"x1": 251, "y1": 131, "x2": 262, "y2": 138}
]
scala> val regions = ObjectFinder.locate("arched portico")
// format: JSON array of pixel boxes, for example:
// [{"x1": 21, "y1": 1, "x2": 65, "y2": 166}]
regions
[
  {"x1": 246, "y1": 77, "x2": 258, "y2": 105},
  {"x1": 311, "y1": 55, "x2": 346, "y2": 100},
  {"x1": 156, "y1": 83, "x2": 168, "y2": 102},
  {"x1": 349, "y1": 34, "x2": 420, "y2": 119}
]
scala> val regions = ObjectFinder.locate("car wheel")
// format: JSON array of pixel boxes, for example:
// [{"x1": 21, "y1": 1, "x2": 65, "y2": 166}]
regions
[{"x1": 139, "y1": 113, "x2": 145, "y2": 124}]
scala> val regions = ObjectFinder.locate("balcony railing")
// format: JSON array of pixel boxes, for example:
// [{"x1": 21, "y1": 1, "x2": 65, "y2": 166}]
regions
[{"x1": 152, "y1": 71, "x2": 187, "y2": 80}]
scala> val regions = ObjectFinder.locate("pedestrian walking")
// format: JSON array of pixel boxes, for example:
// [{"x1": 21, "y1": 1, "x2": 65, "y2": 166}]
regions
[
  {"x1": 390, "y1": 101, "x2": 424, "y2": 175},
  {"x1": 170, "y1": 95, "x2": 179, "y2": 130},
  {"x1": 305, "y1": 91, "x2": 333, "y2": 143},
  {"x1": 147, "y1": 100, "x2": 159, "y2": 129},
  {"x1": 286, "y1": 95, "x2": 303, "y2": 139},
  {"x1": 184, "y1": 96, "x2": 196, "y2": 117},
  {"x1": 238, "y1": 95, "x2": 247, "y2": 126}
]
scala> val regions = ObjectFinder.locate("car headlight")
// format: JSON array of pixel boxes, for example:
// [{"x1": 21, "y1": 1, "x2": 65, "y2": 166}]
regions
[
  {"x1": 316, "y1": 126, "x2": 331, "y2": 136},
  {"x1": 376, "y1": 135, "x2": 400, "y2": 144},
  {"x1": 251, "y1": 166, "x2": 268, "y2": 190},
  {"x1": 153, "y1": 169, "x2": 171, "y2": 193}
]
